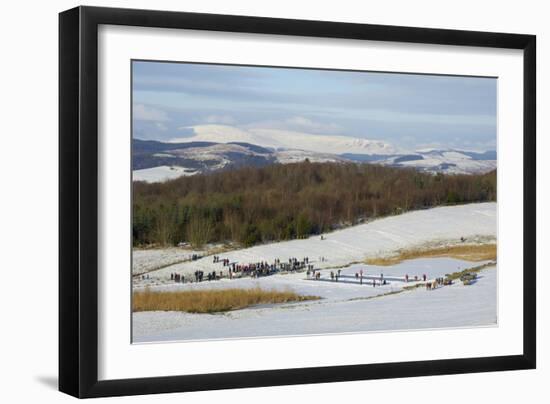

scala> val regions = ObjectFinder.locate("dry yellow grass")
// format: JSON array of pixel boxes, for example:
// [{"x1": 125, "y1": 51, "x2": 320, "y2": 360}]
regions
[
  {"x1": 366, "y1": 243, "x2": 497, "y2": 266},
  {"x1": 445, "y1": 261, "x2": 496, "y2": 281},
  {"x1": 133, "y1": 287, "x2": 320, "y2": 313}
]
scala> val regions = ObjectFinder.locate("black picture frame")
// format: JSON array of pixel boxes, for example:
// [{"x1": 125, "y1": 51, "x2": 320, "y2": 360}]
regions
[{"x1": 59, "y1": 5, "x2": 536, "y2": 398}]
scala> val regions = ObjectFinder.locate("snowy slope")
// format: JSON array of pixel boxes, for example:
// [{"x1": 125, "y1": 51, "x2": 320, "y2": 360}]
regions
[
  {"x1": 138, "y1": 202, "x2": 496, "y2": 281},
  {"x1": 133, "y1": 243, "x2": 237, "y2": 275}
]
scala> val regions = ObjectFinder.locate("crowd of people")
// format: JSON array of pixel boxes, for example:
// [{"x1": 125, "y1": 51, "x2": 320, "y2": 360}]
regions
[
  {"x1": 164, "y1": 255, "x2": 316, "y2": 284},
  {"x1": 401, "y1": 274, "x2": 428, "y2": 282},
  {"x1": 309, "y1": 269, "x2": 453, "y2": 289},
  {"x1": 171, "y1": 273, "x2": 184, "y2": 283},
  {"x1": 161, "y1": 253, "x2": 455, "y2": 292},
  {"x1": 152, "y1": 257, "x2": 455, "y2": 292},
  {"x1": 426, "y1": 276, "x2": 451, "y2": 290}
]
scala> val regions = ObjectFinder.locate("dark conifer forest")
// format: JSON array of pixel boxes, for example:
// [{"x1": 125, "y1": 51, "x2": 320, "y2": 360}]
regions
[{"x1": 133, "y1": 162, "x2": 497, "y2": 247}]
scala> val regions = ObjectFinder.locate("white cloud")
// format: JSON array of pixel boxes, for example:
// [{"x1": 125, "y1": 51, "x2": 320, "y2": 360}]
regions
[{"x1": 133, "y1": 104, "x2": 170, "y2": 122}]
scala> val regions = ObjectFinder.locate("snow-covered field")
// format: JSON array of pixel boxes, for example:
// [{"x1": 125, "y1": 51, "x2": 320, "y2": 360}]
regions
[
  {"x1": 133, "y1": 248, "x2": 201, "y2": 276},
  {"x1": 133, "y1": 260, "x2": 497, "y2": 342},
  {"x1": 134, "y1": 202, "x2": 496, "y2": 284},
  {"x1": 132, "y1": 202, "x2": 497, "y2": 342}
]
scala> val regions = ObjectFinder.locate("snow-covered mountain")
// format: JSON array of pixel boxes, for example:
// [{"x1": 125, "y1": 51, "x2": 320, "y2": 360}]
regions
[
  {"x1": 171, "y1": 125, "x2": 396, "y2": 155},
  {"x1": 132, "y1": 138, "x2": 348, "y2": 182},
  {"x1": 133, "y1": 137, "x2": 496, "y2": 183}
]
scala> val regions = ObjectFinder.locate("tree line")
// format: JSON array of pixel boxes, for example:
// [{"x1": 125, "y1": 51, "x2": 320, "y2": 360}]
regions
[{"x1": 133, "y1": 162, "x2": 497, "y2": 248}]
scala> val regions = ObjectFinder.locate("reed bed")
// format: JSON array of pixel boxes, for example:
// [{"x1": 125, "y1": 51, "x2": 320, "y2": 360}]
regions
[
  {"x1": 133, "y1": 287, "x2": 320, "y2": 313},
  {"x1": 366, "y1": 243, "x2": 497, "y2": 266}
]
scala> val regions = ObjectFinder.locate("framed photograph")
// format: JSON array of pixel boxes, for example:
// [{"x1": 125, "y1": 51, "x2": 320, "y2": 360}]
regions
[{"x1": 59, "y1": 6, "x2": 536, "y2": 398}]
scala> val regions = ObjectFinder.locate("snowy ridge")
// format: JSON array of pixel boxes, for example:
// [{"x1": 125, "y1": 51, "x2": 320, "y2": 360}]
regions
[{"x1": 171, "y1": 124, "x2": 396, "y2": 155}]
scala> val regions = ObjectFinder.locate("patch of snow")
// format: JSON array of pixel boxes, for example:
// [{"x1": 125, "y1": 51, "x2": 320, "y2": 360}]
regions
[
  {"x1": 133, "y1": 166, "x2": 197, "y2": 183},
  {"x1": 152, "y1": 153, "x2": 176, "y2": 158},
  {"x1": 415, "y1": 147, "x2": 439, "y2": 153}
]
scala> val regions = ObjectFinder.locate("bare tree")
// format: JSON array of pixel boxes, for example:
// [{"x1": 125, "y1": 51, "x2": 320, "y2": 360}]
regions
[{"x1": 186, "y1": 215, "x2": 214, "y2": 248}]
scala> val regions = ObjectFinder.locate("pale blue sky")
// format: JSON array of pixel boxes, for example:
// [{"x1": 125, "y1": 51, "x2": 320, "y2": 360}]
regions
[{"x1": 132, "y1": 60, "x2": 497, "y2": 152}]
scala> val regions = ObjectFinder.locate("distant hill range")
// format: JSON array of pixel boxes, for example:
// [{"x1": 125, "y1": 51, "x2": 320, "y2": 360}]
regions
[{"x1": 133, "y1": 137, "x2": 496, "y2": 183}]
